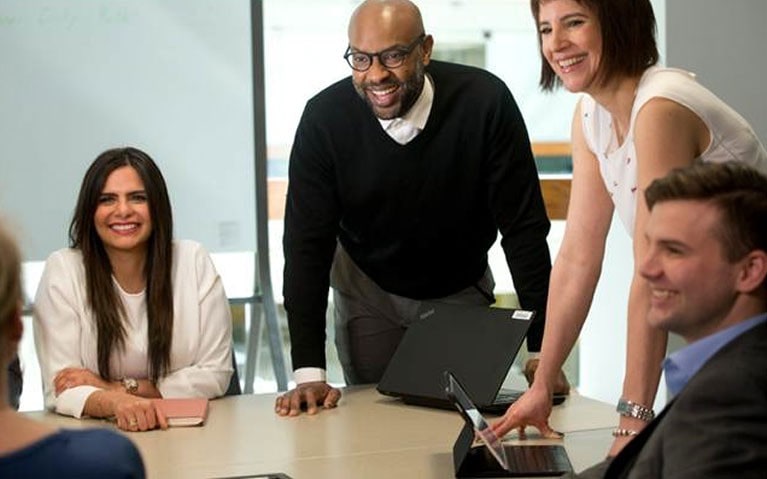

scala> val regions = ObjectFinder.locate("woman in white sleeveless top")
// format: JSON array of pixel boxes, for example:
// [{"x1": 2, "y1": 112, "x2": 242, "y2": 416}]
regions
[{"x1": 493, "y1": 0, "x2": 767, "y2": 456}]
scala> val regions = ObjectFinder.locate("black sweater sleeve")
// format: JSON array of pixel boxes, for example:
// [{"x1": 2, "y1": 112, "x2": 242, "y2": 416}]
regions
[{"x1": 282, "y1": 93, "x2": 342, "y2": 371}]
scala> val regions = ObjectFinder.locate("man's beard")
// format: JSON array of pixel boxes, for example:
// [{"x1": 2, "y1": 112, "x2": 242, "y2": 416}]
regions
[{"x1": 353, "y1": 62, "x2": 425, "y2": 120}]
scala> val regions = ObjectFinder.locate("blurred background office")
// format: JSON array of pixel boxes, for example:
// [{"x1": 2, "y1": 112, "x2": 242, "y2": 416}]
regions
[{"x1": 1, "y1": 0, "x2": 765, "y2": 413}]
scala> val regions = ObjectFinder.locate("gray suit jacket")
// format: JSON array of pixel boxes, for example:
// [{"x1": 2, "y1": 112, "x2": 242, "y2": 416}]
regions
[{"x1": 574, "y1": 320, "x2": 767, "y2": 478}]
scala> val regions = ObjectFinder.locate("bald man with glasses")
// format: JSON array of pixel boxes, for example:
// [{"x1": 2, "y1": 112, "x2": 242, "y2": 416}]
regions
[{"x1": 278, "y1": 0, "x2": 562, "y2": 416}]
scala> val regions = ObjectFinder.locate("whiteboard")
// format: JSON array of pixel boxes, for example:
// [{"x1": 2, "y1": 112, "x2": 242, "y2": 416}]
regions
[{"x1": 0, "y1": 0, "x2": 256, "y2": 260}]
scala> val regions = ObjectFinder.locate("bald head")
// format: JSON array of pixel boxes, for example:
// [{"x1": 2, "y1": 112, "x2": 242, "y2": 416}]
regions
[
  {"x1": 348, "y1": 0, "x2": 425, "y2": 43},
  {"x1": 345, "y1": 0, "x2": 432, "y2": 119}
]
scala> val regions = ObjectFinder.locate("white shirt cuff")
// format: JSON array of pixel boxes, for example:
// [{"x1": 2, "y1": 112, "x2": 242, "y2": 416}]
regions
[
  {"x1": 56, "y1": 385, "x2": 100, "y2": 419},
  {"x1": 293, "y1": 367, "x2": 326, "y2": 384}
]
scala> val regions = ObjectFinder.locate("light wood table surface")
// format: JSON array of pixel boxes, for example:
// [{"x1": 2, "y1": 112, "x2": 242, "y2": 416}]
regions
[{"x1": 26, "y1": 386, "x2": 617, "y2": 479}]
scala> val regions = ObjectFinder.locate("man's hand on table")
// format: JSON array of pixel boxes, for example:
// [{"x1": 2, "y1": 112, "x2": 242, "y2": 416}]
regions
[{"x1": 275, "y1": 381, "x2": 342, "y2": 416}]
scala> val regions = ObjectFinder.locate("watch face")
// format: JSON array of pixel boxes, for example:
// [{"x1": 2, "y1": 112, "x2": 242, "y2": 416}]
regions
[{"x1": 123, "y1": 378, "x2": 139, "y2": 394}]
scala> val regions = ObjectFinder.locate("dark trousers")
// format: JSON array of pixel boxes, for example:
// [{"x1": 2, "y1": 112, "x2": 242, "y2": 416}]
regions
[{"x1": 330, "y1": 244, "x2": 494, "y2": 385}]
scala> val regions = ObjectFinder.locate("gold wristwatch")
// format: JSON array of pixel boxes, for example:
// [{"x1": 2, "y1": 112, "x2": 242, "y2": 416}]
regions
[{"x1": 122, "y1": 377, "x2": 139, "y2": 395}]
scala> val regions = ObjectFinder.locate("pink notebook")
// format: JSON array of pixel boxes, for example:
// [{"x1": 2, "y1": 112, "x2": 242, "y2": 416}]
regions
[{"x1": 151, "y1": 398, "x2": 209, "y2": 427}]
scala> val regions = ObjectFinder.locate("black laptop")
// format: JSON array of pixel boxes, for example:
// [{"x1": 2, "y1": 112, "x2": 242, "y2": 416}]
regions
[{"x1": 377, "y1": 301, "x2": 564, "y2": 414}]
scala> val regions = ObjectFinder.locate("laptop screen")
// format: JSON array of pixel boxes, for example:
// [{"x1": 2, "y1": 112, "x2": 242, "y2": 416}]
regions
[
  {"x1": 445, "y1": 371, "x2": 509, "y2": 469},
  {"x1": 377, "y1": 301, "x2": 534, "y2": 408}
]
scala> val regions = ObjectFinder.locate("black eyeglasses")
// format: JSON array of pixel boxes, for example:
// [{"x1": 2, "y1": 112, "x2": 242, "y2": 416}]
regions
[{"x1": 343, "y1": 34, "x2": 426, "y2": 72}]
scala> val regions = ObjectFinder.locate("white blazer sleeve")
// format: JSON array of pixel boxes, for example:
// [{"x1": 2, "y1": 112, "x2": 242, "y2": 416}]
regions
[
  {"x1": 157, "y1": 242, "x2": 233, "y2": 398},
  {"x1": 33, "y1": 250, "x2": 98, "y2": 418}
]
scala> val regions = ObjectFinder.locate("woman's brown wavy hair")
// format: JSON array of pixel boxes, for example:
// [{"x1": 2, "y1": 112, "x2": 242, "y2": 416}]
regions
[{"x1": 530, "y1": 0, "x2": 659, "y2": 91}]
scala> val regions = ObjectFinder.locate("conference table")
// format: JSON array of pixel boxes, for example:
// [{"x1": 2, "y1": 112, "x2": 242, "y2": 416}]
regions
[{"x1": 27, "y1": 386, "x2": 618, "y2": 479}]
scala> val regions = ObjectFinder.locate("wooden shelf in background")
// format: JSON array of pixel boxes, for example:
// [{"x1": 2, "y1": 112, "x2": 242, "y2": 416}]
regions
[
  {"x1": 540, "y1": 177, "x2": 571, "y2": 220},
  {"x1": 532, "y1": 141, "x2": 571, "y2": 157}
]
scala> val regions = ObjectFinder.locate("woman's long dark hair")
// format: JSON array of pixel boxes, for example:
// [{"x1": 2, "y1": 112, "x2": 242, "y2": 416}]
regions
[{"x1": 69, "y1": 147, "x2": 174, "y2": 382}]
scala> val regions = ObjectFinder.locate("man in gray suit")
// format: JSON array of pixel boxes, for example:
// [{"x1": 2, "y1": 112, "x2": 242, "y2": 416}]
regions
[{"x1": 575, "y1": 161, "x2": 767, "y2": 478}]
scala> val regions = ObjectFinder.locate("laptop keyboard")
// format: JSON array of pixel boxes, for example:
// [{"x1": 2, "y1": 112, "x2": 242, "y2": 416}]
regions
[
  {"x1": 493, "y1": 388, "x2": 524, "y2": 404},
  {"x1": 505, "y1": 445, "x2": 572, "y2": 475}
]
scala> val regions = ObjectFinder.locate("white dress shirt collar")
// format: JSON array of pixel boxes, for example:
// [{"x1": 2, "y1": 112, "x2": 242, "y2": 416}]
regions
[{"x1": 379, "y1": 73, "x2": 434, "y2": 145}]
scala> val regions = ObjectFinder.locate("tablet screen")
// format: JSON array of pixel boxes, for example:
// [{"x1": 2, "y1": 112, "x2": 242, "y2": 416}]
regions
[{"x1": 444, "y1": 371, "x2": 509, "y2": 470}]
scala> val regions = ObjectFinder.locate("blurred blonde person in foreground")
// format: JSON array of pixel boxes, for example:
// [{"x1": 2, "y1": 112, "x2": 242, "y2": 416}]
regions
[{"x1": 0, "y1": 218, "x2": 145, "y2": 477}]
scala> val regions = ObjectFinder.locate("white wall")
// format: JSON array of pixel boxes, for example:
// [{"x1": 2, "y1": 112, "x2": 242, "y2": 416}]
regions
[
  {"x1": 0, "y1": 0, "x2": 256, "y2": 260},
  {"x1": 666, "y1": 0, "x2": 766, "y2": 141}
]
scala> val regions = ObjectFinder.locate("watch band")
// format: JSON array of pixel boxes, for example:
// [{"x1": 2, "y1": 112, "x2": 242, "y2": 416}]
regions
[
  {"x1": 616, "y1": 398, "x2": 655, "y2": 422},
  {"x1": 122, "y1": 377, "x2": 139, "y2": 395}
]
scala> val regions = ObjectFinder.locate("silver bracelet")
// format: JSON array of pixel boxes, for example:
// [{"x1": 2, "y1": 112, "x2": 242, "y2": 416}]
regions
[
  {"x1": 616, "y1": 398, "x2": 655, "y2": 422},
  {"x1": 612, "y1": 428, "x2": 639, "y2": 437}
]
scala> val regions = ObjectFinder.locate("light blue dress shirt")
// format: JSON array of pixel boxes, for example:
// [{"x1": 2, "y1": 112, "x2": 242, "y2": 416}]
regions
[{"x1": 663, "y1": 313, "x2": 767, "y2": 397}]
